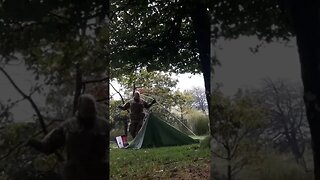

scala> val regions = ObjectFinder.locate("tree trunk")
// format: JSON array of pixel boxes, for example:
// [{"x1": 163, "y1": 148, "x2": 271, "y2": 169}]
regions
[
  {"x1": 105, "y1": 60, "x2": 110, "y2": 177},
  {"x1": 105, "y1": 4, "x2": 111, "y2": 177},
  {"x1": 292, "y1": 1, "x2": 320, "y2": 178},
  {"x1": 227, "y1": 163, "x2": 232, "y2": 180},
  {"x1": 73, "y1": 64, "x2": 83, "y2": 115},
  {"x1": 190, "y1": 1, "x2": 211, "y2": 109},
  {"x1": 227, "y1": 148, "x2": 232, "y2": 180},
  {"x1": 289, "y1": 129, "x2": 308, "y2": 170}
]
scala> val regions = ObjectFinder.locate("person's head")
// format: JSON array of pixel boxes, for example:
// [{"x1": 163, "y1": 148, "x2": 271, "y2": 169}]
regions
[
  {"x1": 77, "y1": 94, "x2": 97, "y2": 125},
  {"x1": 133, "y1": 91, "x2": 140, "y2": 101}
]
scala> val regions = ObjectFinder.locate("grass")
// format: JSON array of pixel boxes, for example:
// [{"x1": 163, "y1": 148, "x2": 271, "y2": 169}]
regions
[
  {"x1": 255, "y1": 153, "x2": 314, "y2": 180},
  {"x1": 110, "y1": 143, "x2": 210, "y2": 180},
  {"x1": 110, "y1": 134, "x2": 314, "y2": 180},
  {"x1": 211, "y1": 150, "x2": 314, "y2": 180}
]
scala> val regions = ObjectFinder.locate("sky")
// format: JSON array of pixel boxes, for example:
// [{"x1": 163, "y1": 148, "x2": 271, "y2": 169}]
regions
[
  {"x1": 0, "y1": 63, "x2": 46, "y2": 122},
  {"x1": 109, "y1": 73, "x2": 205, "y2": 100},
  {"x1": 213, "y1": 36, "x2": 301, "y2": 95},
  {"x1": 0, "y1": 36, "x2": 302, "y2": 122}
]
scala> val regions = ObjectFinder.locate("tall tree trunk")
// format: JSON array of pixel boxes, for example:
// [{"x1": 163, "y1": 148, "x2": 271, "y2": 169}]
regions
[
  {"x1": 290, "y1": 129, "x2": 308, "y2": 170},
  {"x1": 227, "y1": 163, "x2": 232, "y2": 180},
  {"x1": 73, "y1": 64, "x2": 83, "y2": 115},
  {"x1": 189, "y1": 2, "x2": 213, "y2": 179},
  {"x1": 105, "y1": 59, "x2": 110, "y2": 177},
  {"x1": 227, "y1": 148, "x2": 232, "y2": 180},
  {"x1": 190, "y1": 2, "x2": 211, "y2": 109},
  {"x1": 105, "y1": 3, "x2": 111, "y2": 177},
  {"x1": 291, "y1": 1, "x2": 320, "y2": 178}
]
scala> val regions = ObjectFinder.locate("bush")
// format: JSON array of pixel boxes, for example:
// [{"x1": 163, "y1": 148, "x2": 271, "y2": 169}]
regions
[
  {"x1": 258, "y1": 154, "x2": 314, "y2": 180},
  {"x1": 186, "y1": 111, "x2": 209, "y2": 136},
  {"x1": 199, "y1": 135, "x2": 211, "y2": 149},
  {"x1": 194, "y1": 117, "x2": 209, "y2": 135}
]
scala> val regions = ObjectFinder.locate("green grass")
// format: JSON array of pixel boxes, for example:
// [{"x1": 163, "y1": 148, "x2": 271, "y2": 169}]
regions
[
  {"x1": 256, "y1": 153, "x2": 314, "y2": 180},
  {"x1": 110, "y1": 135, "x2": 314, "y2": 180},
  {"x1": 211, "y1": 151, "x2": 314, "y2": 180},
  {"x1": 110, "y1": 143, "x2": 210, "y2": 179}
]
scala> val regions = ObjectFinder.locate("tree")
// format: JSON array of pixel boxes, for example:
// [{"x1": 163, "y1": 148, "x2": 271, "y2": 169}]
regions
[
  {"x1": 280, "y1": 1, "x2": 320, "y2": 178},
  {"x1": 187, "y1": 86, "x2": 208, "y2": 113},
  {"x1": 0, "y1": 0, "x2": 111, "y2": 112},
  {"x1": 0, "y1": 100, "x2": 14, "y2": 130},
  {"x1": 110, "y1": 0, "x2": 211, "y2": 105},
  {"x1": 170, "y1": 90, "x2": 194, "y2": 133},
  {"x1": 116, "y1": 68, "x2": 178, "y2": 97},
  {"x1": 211, "y1": 89, "x2": 266, "y2": 180},
  {"x1": 0, "y1": 121, "x2": 61, "y2": 180},
  {"x1": 0, "y1": 1, "x2": 112, "y2": 176},
  {"x1": 256, "y1": 78, "x2": 310, "y2": 170}
]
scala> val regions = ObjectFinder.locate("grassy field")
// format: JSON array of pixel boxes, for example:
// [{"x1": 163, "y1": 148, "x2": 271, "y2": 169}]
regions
[
  {"x1": 110, "y1": 142, "x2": 210, "y2": 180},
  {"x1": 211, "y1": 150, "x2": 314, "y2": 180},
  {"x1": 110, "y1": 136, "x2": 315, "y2": 180}
]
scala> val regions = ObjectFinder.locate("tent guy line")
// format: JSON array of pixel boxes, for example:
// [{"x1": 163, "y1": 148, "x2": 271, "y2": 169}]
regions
[{"x1": 141, "y1": 94, "x2": 197, "y2": 136}]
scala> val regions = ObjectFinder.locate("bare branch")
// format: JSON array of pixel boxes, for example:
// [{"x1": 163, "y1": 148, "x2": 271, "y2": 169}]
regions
[
  {"x1": 0, "y1": 66, "x2": 48, "y2": 134},
  {"x1": 0, "y1": 66, "x2": 64, "y2": 161},
  {"x1": 109, "y1": 82, "x2": 126, "y2": 104}
]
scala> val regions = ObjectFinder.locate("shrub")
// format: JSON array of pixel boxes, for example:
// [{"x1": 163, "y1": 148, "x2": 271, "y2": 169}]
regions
[
  {"x1": 186, "y1": 111, "x2": 209, "y2": 136},
  {"x1": 199, "y1": 135, "x2": 211, "y2": 149}
]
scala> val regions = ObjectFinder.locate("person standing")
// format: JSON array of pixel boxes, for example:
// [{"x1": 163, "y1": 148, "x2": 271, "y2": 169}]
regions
[
  {"x1": 118, "y1": 91, "x2": 156, "y2": 138},
  {"x1": 27, "y1": 94, "x2": 110, "y2": 180}
]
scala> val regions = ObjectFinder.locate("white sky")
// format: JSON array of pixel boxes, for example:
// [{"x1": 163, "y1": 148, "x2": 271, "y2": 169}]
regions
[{"x1": 110, "y1": 73, "x2": 205, "y2": 100}]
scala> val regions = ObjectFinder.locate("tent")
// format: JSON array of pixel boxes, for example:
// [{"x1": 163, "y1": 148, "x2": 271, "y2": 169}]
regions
[{"x1": 126, "y1": 112, "x2": 199, "y2": 149}]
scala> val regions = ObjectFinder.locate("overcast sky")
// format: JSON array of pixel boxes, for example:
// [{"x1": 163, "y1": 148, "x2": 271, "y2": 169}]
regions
[
  {"x1": 0, "y1": 36, "x2": 302, "y2": 122},
  {"x1": 213, "y1": 36, "x2": 301, "y2": 95}
]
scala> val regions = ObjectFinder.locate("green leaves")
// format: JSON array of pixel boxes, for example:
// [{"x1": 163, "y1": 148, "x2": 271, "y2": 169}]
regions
[
  {"x1": 110, "y1": 0, "x2": 201, "y2": 75},
  {"x1": 210, "y1": 89, "x2": 266, "y2": 177},
  {"x1": 209, "y1": 0, "x2": 293, "y2": 42}
]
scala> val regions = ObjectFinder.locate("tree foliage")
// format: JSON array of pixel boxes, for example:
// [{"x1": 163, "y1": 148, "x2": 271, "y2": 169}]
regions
[
  {"x1": 187, "y1": 86, "x2": 208, "y2": 113},
  {"x1": 208, "y1": 0, "x2": 293, "y2": 43},
  {"x1": 211, "y1": 89, "x2": 266, "y2": 179},
  {"x1": 110, "y1": 0, "x2": 202, "y2": 75},
  {"x1": 0, "y1": 122, "x2": 61, "y2": 180}
]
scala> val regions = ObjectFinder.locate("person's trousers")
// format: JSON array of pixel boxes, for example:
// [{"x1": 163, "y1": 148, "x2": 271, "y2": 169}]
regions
[{"x1": 129, "y1": 113, "x2": 145, "y2": 138}]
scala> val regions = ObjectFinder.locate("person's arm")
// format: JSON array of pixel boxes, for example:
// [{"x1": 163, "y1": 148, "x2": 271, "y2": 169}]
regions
[
  {"x1": 145, "y1": 99, "x2": 157, "y2": 109},
  {"x1": 27, "y1": 124, "x2": 65, "y2": 155},
  {"x1": 118, "y1": 101, "x2": 130, "y2": 110}
]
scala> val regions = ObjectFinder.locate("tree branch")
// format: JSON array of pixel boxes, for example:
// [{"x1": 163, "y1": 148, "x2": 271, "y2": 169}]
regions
[
  {"x1": 0, "y1": 66, "x2": 64, "y2": 161},
  {"x1": 0, "y1": 67, "x2": 48, "y2": 134},
  {"x1": 109, "y1": 82, "x2": 125, "y2": 104}
]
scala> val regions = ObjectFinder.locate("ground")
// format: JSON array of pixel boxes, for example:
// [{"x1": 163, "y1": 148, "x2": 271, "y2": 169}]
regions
[{"x1": 110, "y1": 143, "x2": 210, "y2": 180}]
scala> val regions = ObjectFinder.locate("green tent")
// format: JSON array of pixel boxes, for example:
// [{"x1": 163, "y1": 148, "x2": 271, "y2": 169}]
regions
[{"x1": 126, "y1": 112, "x2": 199, "y2": 149}]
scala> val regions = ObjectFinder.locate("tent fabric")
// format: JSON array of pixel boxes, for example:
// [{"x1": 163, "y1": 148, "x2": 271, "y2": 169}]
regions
[{"x1": 126, "y1": 112, "x2": 199, "y2": 149}]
